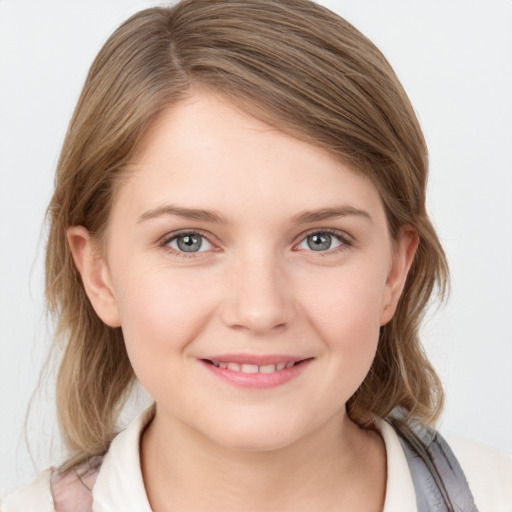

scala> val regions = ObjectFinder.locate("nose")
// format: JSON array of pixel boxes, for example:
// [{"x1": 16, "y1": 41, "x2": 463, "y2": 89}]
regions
[{"x1": 220, "y1": 253, "x2": 294, "y2": 335}]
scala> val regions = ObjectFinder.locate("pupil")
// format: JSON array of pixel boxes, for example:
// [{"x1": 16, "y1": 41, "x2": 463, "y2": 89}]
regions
[
  {"x1": 307, "y1": 233, "x2": 331, "y2": 251},
  {"x1": 177, "y1": 234, "x2": 202, "y2": 252}
]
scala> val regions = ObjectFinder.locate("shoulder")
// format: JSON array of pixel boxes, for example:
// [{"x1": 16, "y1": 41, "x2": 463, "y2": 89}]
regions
[
  {"x1": 378, "y1": 417, "x2": 512, "y2": 512},
  {"x1": 1, "y1": 407, "x2": 153, "y2": 512},
  {"x1": 445, "y1": 433, "x2": 512, "y2": 511},
  {"x1": 1, "y1": 469, "x2": 55, "y2": 512},
  {"x1": 1, "y1": 456, "x2": 102, "y2": 512}
]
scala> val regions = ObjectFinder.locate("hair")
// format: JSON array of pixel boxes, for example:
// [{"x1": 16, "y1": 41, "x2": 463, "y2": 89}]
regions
[{"x1": 45, "y1": 0, "x2": 448, "y2": 470}]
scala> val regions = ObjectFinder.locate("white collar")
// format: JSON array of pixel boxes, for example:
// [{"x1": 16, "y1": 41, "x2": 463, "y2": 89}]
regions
[
  {"x1": 377, "y1": 419, "x2": 418, "y2": 512},
  {"x1": 91, "y1": 408, "x2": 417, "y2": 511},
  {"x1": 92, "y1": 407, "x2": 154, "y2": 512}
]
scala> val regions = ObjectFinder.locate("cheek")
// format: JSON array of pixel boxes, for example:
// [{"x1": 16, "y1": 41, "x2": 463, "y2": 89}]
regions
[
  {"x1": 299, "y1": 266, "x2": 385, "y2": 383},
  {"x1": 111, "y1": 265, "x2": 218, "y2": 375},
  {"x1": 300, "y1": 264, "x2": 385, "y2": 338}
]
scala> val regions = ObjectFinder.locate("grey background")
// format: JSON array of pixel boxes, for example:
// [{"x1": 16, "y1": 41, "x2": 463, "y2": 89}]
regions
[{"x1": 1, "y1": 0, "x2": 511, "y2": 495}]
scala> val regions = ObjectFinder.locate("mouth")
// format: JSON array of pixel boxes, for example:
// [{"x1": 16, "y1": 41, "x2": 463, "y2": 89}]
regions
[
  {"x1": 200, "y1": 356, "x2": 313, "y2": 389},
  {"x1": 203, "y1": 359, "x2": 300, "y2": 374}
]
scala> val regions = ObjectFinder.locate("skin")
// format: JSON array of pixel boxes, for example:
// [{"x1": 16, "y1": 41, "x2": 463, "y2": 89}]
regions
[{"x1": 68, "y1": 92, "x2": 418, "y2": 511}]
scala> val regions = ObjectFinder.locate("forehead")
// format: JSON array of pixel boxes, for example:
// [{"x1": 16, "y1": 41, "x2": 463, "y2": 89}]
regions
[{"x1": 116, "y1": 92, "x2": 386, "y2": 225}]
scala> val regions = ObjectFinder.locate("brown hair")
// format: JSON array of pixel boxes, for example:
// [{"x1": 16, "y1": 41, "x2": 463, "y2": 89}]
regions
[{"x1": 46, "y1": 0, "x2": 448, "y2": 470}]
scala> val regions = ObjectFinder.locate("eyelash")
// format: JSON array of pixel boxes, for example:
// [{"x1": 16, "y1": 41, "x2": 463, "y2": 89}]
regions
[
  {"x1": 296, "y1": 228, "x2": 353, "y2": 256},
  {"x1": 159, "y1": 229, "x2": 214, "y2": 259},
  {"x1": 159, "y1": 228, "x2": 353, "y2": 259}
]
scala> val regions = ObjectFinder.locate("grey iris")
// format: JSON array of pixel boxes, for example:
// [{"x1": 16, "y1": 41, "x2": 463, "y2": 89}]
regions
[
  {"x1": 307, "y1": 233, "x2": 331, "y2": 251},
  {"x1": 177, "y1": 234, "x2": 202, "y2": 252}
]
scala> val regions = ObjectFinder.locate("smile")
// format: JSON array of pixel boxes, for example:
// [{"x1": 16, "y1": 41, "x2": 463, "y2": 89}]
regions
[
  {"x1": 201, "y1": 356, "x2": 312, "y2": 389},
  {"x1": 207, "y1": 360, "x2": 296, "y2": 374}
]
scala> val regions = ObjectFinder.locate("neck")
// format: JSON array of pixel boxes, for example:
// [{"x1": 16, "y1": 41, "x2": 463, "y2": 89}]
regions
[{"x1": 140, "y1": 409, "x2": 386, "y2": 512}]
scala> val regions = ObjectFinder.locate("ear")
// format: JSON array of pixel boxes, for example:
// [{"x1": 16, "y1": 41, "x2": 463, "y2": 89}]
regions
[
  {"x1": 67, "y1": 226, "x2": 121, "y2": 327},
  {"x1": 379, "y1": 227, "x2": 419, "y2": 326}
]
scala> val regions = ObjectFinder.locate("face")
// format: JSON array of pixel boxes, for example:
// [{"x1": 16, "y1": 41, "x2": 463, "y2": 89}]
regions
[{"x1": 70, "y1": 92, "x2": 415, "y2": 452}]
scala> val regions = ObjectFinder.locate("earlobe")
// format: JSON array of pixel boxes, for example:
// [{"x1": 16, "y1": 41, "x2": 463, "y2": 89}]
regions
[
  {"x1": 67, "y1": 226, "x2": 121, "y2": 327},
  {"x1": 379, "y1": 228, "x2": 419, "y2": 326}
]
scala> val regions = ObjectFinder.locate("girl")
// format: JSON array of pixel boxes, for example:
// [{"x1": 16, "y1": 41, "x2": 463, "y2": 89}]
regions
[{"x1": 2, "y1": 1, "x2": 511, "y2": 510}]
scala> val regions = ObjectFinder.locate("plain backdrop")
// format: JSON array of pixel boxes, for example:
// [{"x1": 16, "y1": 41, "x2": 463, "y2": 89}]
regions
[{"x1": 1, "y1": 0, "x2": 511, "y2": 496}]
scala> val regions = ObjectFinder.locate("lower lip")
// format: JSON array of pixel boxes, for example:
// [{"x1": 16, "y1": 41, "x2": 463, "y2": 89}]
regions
[{"x1": 200, "y1": 359, "x2": 311, "y2": 389}]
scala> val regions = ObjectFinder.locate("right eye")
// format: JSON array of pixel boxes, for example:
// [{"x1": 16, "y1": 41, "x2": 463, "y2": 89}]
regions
[{"x1": 165, "y1": 232, "x2": 214, "y2": 253}]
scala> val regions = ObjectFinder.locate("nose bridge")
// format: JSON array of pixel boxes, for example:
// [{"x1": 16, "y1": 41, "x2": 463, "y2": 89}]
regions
[{"x1": 221, "y1": 246, "x2": 293, "y2": 334}]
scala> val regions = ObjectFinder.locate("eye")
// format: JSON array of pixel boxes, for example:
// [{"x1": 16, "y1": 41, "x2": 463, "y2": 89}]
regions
[
  {"x1": 297, "y1": 231, "x2": 345, "y2": 252},
  {"x1": 166, "y1": 232, "x2": 213, "y2": 253}
]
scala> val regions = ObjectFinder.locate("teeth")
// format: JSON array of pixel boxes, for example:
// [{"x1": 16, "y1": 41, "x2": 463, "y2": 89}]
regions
[
  {"x1": 210, "y1": 360, "x2": 297, "y2": 373},
  {"x1": 241, "y1": 364, "x2": 259, "y2": 373}
]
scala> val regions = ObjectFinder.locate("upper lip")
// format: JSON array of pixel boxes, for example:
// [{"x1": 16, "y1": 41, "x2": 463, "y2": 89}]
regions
[{"x1": 202, "y1": 354, "x2": 309, "y2": 366}]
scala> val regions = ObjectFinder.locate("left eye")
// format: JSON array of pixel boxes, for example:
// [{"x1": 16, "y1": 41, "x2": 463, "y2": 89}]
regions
[
  {"x1": 167, "y1": 233, "x2": 213, "y2": 253},
  {"x1": 297, "y1": 232, "x2": 344, "y2": 252}
]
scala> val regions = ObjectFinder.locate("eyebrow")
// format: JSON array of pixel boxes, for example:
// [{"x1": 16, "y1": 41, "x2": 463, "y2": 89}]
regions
[
  {"x1": 138, "y1": 205, "x2": 227, "y2": 224},
  {"x1": 291, "y1": 206, "x2": 372, "y2": 224}
]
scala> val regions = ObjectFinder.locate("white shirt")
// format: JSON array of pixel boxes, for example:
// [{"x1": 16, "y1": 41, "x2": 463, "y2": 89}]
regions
[{"x1": 2, "y1": 408, "x2": 512, "y2": 511}]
